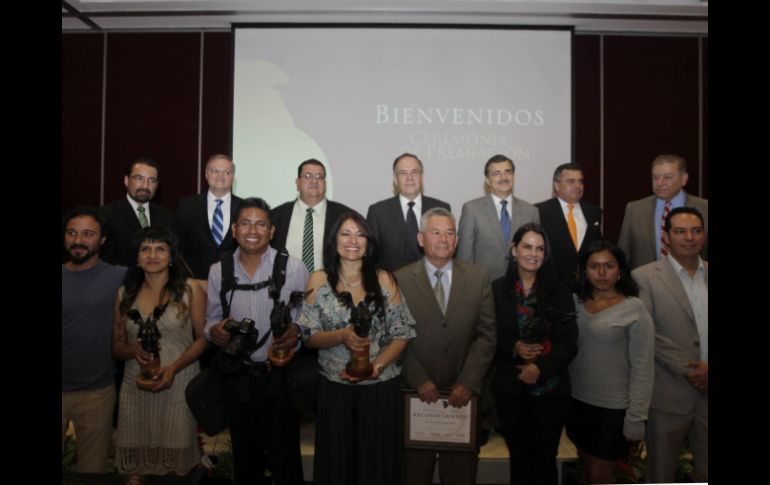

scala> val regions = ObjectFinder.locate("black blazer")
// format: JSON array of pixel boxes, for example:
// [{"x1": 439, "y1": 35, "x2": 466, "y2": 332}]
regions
[
  {"x1": 491, "y1": 276, "x2": 578, "y2": 397},
  {"x1": 535, "y1": 198, "x2": 603, "y2": 290},
  {"x1": 270, "y1": 199, "x2": 354, "y2": 252},
  {"x1": 174, "y1": 193, "x2": 243, "y2": 279},
  {"x1": 366, "y1": 195, "x2": 451, "y2": 272},
  {"x1": 99, "y1": 198, "x2": 175, "y2": 267}
]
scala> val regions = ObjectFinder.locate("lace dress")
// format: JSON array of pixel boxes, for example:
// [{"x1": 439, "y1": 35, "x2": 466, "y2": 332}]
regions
[{"x1": 115, "y1": 287, "x2": 201, "y2": 475}]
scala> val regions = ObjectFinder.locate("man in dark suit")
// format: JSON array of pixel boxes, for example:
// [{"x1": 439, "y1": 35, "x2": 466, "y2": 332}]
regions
[
  {"x1": 270, "y1": 159, "x2": 352, "y2": 273},
  {"x1": 457, "y1": 154, "x2": 539, "y2": 281},
  {"x1": 175, "y1": 154, "x2": 243, "y2": 283},
  {"x1": 535, "y1": 163, "x2": 603, "y2": 289},
  {"x1": 366, "y1": 153, "x2": 451, "y2": 272},
  {"x1": 396, "y1": 207, "x2": 497, "y2": 485},
  {"x1": 619, "y1": 154, "x2": 708, "y2": 269},
  {"x1": 100, "y1": 157, "x2": 175, "y2": 267},
  {"x1": 632, "y1": 207, "x2": 708, "y2": 483}
]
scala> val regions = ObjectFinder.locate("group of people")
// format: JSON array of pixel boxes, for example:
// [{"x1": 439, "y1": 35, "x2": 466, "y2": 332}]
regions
[{"x1": 62, "y1": 151, "x2": 707, "y2": 485}]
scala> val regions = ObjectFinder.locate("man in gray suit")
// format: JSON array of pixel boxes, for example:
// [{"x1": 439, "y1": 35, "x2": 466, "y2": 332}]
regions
[
  {"x1": 632, "y1": 207, "x2": 708, "y2": 483},
  {"x1": 367, "y1": 153, "x2": 451, "y2": 272},
  {"x1": 396, "y1": 207, "x2": 497, "y2": 485},
  {"x1": 457, "y1": 154, "x2": 539, "y2": 281},
  {"x1": 618, "y1": 154, "x2": 708, "y2": 269}
]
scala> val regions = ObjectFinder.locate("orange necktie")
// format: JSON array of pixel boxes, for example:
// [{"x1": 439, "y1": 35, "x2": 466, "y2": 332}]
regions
[{"x1": 567, "y1": 203, "x2": 578, "y2": 250}]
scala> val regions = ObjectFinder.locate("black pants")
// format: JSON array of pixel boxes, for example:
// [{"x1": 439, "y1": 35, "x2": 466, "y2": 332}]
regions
[
  {"x1": 495, "y1": 393, "x2": 569, "y2": 485},
  {"x1": 223, "y1": 365, "x2": 303, "y2": 485}
]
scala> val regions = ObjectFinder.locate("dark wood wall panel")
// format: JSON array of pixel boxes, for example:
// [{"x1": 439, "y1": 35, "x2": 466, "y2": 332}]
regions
[
  {"x1": 103, "y1": 33, "x2": 201, "y2": 210},
  {"x1": 701, "y1": 37, "x2": 708, "y2": 199},
  {"x1": 62, "y1": 33, "x2": 104, "y2": 211},
  {"x1": 573, "y1": 34, "x2": 602, "y2": 208},
  {"x1": 200, "y1": 32, "x2": 233, "y2": 194},
  {"x1": 602, "y1": 35, "x2": 700, "y2": 241}
]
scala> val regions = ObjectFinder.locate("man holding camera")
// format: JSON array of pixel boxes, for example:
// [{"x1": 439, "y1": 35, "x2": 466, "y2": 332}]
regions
[{"x1": 205, "y1": 197, "x2": 310, "y2": 485}]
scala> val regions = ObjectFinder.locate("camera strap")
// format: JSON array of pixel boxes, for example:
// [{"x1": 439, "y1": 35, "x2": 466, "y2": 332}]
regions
[{"x1": 219, "y1": 248, "x2": 291, "y2": 318}]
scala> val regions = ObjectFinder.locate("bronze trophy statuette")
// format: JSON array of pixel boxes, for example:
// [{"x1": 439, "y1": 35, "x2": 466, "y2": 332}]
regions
[
  {"x1": 128, "y1": 304, "x2": 167, "y2": 391},
  {"x1": 268, "y1": 289, "x2": 308, "y2": 367},
  {"x1": 341, "y1": 292, "x2": 375, "y2": 379}
]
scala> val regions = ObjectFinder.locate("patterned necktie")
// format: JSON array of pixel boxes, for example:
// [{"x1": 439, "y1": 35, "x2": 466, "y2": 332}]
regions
[
  {"x1": 136, "y1": 205, "x2": 149, "y2": 228},
  {"x1": 433, "y1": 269, "x2": 446, "y2": 314},
  {"x1": 212, "y1": 199, "x2": 224, "y2": 247},
  {"x1": 406, "y1": 201, "x2": 419, "y2": 248},
  {"x1": 302, "y1": 207, "x2": 314, "y2": 273},
  {"x1": 500, "y1": 199, "x2": 511, "y2": 244},
  {"x1": 567, "y1": 203, "x2": 579, "y2": 250},
  {"x1": 660, "y1": 200, "x2": 671, "y2": 258}
]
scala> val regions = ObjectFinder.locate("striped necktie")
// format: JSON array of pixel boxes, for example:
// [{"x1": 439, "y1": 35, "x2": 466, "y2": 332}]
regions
[
  {"x1": 302, "y1": 207, "x2": 314, "y2": 273},
  {"x1": 212, "y1": 199, "x2": 224, "y2": 247},
  {"x1": 660, "y1": 201, "x2": 671, "y2": 258},
  {"x1": 136, "y1": 205, "x2": 149, "y2": 228}
]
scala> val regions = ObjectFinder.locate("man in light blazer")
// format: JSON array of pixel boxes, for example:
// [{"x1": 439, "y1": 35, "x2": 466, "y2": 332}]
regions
[
  {"x1": 270, "y1": 159, "x2": 353, "y2": 272},
  {"x1": 535, "y1": 163, "x2": 603, "y2": 290},
  {"x1": 396, "y1": 207, "x2": 497, "y2": 485},
  {"x1": 100, "y1": 157, "x2": 175, "y2": 267},
  {"x1": 632, "y1": 207, "x2": 708, "y2": 483},
  {"x1": 175, "y1": 154, "x2": 243, "y2": 282},
  {"x1": 366, "y1": 153, "x2": 451, "y2": 272},
  {"x1": 618, "y1": 154, "x2": 708, "y2": 269},
  {"x1": 457, "y1": 154, "x2": 539, "y2": 281}
]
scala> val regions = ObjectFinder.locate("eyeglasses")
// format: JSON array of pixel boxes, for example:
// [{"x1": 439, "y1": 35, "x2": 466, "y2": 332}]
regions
[
  {"x1": 130, "y1": 174, "x2": 159, "y2": 185},
  {"x1": 300, "y1": 172, "x2": 326, "y2": 180},
  {"x1": 487, "y1": 169, "x2": 514, "y2": 178},
  {"x1": 396, "y1": 169, "x2": 422, "y2": 177},
  {"x1": 237, "y1": 220, "x2": 271, "y2": 230},
  {"x1": 207, "y1": 169, "x2": 233, "y2": 177}
]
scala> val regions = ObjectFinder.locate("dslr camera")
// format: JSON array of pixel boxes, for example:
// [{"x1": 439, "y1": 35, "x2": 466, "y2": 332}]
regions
[{"x1": 222, "y1": 318, "x2": 259, "y2": 359}]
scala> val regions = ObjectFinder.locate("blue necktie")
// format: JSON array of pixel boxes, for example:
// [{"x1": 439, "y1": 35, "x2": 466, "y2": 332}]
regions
[
  {"x1": 500, "y1": 199, "x2": 511, "y2": 244},
  {"x1": 212, "y1": 199, "x2": 224, "y2": 247}
]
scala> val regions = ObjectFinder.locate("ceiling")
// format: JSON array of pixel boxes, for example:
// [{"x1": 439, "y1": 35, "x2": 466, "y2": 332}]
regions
[{"x1": 62, "y1": 0, "x2": 708, "y2": 34}]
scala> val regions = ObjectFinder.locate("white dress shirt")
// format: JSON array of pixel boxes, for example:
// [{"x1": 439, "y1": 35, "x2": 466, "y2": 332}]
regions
[{"x1": 286, "y1": 198, "x2": 327, "y2": 271}]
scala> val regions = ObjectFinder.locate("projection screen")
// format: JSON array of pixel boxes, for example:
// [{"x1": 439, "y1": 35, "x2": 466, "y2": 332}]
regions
[{"x1": 232, "y1": 26, "x2": 572, "y2": 217}]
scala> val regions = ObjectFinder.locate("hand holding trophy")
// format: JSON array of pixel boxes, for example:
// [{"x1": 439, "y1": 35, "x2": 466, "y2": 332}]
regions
[{"x1": 128, "y1": 303, "x2": 167, "y2": 391}]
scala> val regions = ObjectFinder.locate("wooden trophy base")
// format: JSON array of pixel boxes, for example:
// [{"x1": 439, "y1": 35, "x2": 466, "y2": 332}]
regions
[
  {"x1": 136, "y1": 359, "x2": 160, "y2": 391},
  {"x1": 346, "y1": 348, "x2": 373, "y2": 379},
  {"x1": 268, "y1": 346, "x2": 295, "y2": 367}
]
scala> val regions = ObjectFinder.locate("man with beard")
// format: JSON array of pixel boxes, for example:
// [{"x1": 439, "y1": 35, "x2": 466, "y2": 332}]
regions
[
  {"x1": 62, "y1": 207, "x2": 127, "y2": 473},
  {"x1": 100, "y1": 157, "x2": 175, "y2": 266}
]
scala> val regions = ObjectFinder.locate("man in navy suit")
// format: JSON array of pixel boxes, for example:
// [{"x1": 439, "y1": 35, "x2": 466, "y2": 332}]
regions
[
  {"x1": 270, "y1": 159, "x2": 353, "y2": 273},
  {"x1": 367, "y1": 153, "x2": 451, "y2": 272},
  {"x1": 535, "y1": 163, "x2": 603, "y2": 290},
  {"x1": 100, "y1": 157, "x2": 175, "y2": 267},
  {"x1": 175, "y1": 154, "x2": 243, "y2": 283}
]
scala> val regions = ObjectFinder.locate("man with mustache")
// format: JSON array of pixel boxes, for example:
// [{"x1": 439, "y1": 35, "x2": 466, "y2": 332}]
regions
[
  {"x1": 100, "y1": 157, "x2": 175, "y2": 267},
  {"x1": 62, "y1": 206, "x2": 127, "y2": 473}
]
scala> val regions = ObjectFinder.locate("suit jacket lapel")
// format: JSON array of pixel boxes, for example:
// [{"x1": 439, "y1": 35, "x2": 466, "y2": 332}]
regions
[
  {"x1": 444, "y1": 261, "x2": 466, "y2": 318},
  {"x1": 389, "y1": 196, "x2": 410, "y2": 245},
  {"x1": 644, "y1": 196, "x2": 658, "y2": 258},
  {"x1": 412, "y1": 260, "x2": 445, "y2": 317},
  {"x1": 118, "y1": 198, "x2": 141, "y2": 232},
  {"x1": 657, "y1": 258, "x2": 696, "y2": 323},
  {"x1": 482, "y1": 196, "x2": 505, "y2": 249},
  {"x1": 195, "y1": 194, "x2": 214, "y2": 243}
]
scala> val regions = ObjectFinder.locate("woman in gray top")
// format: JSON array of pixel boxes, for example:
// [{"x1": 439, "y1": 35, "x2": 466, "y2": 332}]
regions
[{"x1": 566, "y1": 240, "x2": 654, "y2": 484}]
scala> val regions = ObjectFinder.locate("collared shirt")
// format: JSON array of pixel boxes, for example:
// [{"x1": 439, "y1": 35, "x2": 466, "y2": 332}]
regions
[
  {"x1": 557, "y1": 197, "x2": 587, "y2": 249},
  {"x1": 207, "y1": 191, "x2": 232, "y2": 233},
  {"x1": 286, "y1": 198, "x2": 327, "y2": 271},
  {"x1": 126, "y1": 194, "x2": 150, "y2": 225},
  {"x1": 424, "y1": 258, "x2": 453, "y2": 310},
  {"x1": 655, "y1": 190, "x2": 686, "y2": 258},
  {"x1": 490, "y1": 193, "x2": 513, "y2": 222},
  {"x1": 204, "y1": 247, "x2": 310, "y2": 362},
  {"x1": 668, "y1": 254, "x2": 708, "y2": 362},
  {"x1": 399, "y1": 193, "x2": 423, "y2": 228}
]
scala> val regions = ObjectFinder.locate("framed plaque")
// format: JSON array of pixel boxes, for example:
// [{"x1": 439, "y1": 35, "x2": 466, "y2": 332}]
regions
[{"x1": 403, "y1": 390, "x2": 478, "y2": 450}]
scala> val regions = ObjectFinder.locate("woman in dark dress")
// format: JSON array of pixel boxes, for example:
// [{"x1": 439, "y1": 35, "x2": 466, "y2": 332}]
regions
[{"x1": 491, "y1": 222, "x2": 578, "y2": 485}]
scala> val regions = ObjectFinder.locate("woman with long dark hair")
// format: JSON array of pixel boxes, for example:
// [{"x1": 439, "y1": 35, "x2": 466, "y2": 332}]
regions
[
  {"x1": 297, "y1": 211, "x2": 416, "y2": 485},
  {"x1": 491, "y1": 222, "x2": 578, "y2": 485},
  {"x1": 112, "y1": 226, "x2": 207, "y2": 483},
  {"x1": 566, "y1": 240, "x2": 654, "y2": 484}
]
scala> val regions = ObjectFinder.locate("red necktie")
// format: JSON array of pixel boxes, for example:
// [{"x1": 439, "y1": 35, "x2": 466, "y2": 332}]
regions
[{"x1": 660, "y1": 201, "x2": 671, "y2": 258}]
